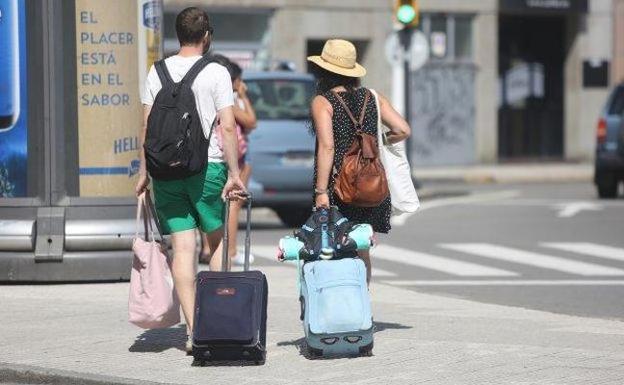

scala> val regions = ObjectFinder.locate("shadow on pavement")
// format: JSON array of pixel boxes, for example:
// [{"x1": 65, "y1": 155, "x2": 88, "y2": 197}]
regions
[
  {"x1": 276, "y1": 320, "x2": 411, "y2": 360},
  {"x1": 129, "y1": 324, "x2": 187, "y2": 353}
]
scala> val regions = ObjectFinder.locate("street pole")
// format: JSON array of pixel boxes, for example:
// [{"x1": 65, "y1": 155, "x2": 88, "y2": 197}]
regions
[{"x1": 398, "y1": 27, "x2": 414, "y2": 168}]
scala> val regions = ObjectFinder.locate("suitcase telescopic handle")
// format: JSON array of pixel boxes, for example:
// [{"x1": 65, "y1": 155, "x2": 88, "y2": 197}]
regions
[{"x1": 221, "y1": 192, "x2": 253, "y2": 272}]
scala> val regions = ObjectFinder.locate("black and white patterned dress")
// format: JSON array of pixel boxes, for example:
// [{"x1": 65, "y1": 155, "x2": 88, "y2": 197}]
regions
[{"x1": 312, "y1": 87, "x2": 392, "y2": 234}]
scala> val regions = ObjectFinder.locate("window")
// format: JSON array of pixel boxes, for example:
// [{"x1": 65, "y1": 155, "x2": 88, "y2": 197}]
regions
[
  {"x1": 608, "y1": 86, "x2": 624, "y2": 115},
  {"x1": 246, "y1": 79, "x2": 314, "y2": 120},
  {"x1": 454, "y1": 17, "x2": 473, "y2": 60},
  {"x1": 422, "y1": 13, "x2": 474, "y2": 62}
]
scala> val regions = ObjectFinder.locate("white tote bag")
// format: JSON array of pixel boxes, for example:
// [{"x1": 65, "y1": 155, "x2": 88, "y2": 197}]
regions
[{"x1": 370, "y1": 89, "x2": 420, "y2": 214}]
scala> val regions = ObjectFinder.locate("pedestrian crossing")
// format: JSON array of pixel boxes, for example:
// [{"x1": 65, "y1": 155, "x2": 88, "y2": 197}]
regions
[
  {"x1": 542, "y1": 243, "x2": 624, "y2": 263},
  {"x1": 250, "y1": 242, "x2": 624, "y2": 281},
  {"x1": 440, "y1": 243, "x2": 624, "y2": 276}
]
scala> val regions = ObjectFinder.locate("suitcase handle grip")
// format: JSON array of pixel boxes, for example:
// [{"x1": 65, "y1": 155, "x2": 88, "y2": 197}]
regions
[{"x1": 221, "y1": 193, "x2": 253, "y2": 272}]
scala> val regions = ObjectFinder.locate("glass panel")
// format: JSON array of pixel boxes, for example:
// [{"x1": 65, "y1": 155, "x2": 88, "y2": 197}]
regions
[
  {"x1": 163, "y1": 11, "x2": 270, "y2": 55},
  {"x1": 455, "y1": 16, "x2": 473, "y2": 60},
  {"x1": 246, "y1": 80, "x2": 314, "y2": 120},
  {"x1": 429, "y1": 14, "x2": 448, "y2": 59},
  {"x1": 608, "y1": 86, "x2": 624, "y2": 115},
  {"x1": 0, "y1": 0, "x2": 30, "y2": 197}
]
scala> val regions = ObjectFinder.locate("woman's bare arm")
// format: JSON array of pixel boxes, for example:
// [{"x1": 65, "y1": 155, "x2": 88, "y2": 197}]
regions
[
  {"x1": 311, "y1": 95, "x2": 334, "y2": 195},
  {"x1": 378, "y1": 92, "x2": 411, "y2": 144},
  {"x1": 233, "y1": 95, "x2": 257, "y2": 132}
]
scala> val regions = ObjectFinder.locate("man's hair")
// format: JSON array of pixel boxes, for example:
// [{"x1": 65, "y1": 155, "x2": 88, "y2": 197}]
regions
[{"x1": 175, "y1": 7, "x2": 211, "y2": 46}]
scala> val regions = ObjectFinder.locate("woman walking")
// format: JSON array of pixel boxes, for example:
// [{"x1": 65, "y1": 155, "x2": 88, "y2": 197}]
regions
[
  {"x1": 308, "y1": 39, "x2": 411, "y2": 283},
  {"x1": 200, "y1": 55, "x2": 257, "y2": 267}
]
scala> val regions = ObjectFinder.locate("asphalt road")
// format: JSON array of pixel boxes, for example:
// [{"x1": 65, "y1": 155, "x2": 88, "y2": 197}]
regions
[{"x1": 245, "y1": 182, "x2": 624, "y2": 321}]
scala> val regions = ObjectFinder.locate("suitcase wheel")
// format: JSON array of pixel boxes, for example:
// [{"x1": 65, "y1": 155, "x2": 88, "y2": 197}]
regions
[
  {"x1": 191, "y1": 358, "x2": 207, "y2": 367},
  {"x1": 359, "y1": 342, "x2": 374, "y2": 357},
  {"x1": 306, "y1": 344, "x2": 323, "y2": 359}
]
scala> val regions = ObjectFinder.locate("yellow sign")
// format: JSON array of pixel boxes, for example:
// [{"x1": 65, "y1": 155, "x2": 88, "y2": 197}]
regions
[{"x1": 75, "y1": 0, "x2": 161, "y2": 197}]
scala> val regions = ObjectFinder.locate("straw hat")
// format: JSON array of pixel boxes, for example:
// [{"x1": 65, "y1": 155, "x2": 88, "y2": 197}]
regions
[{"x1": 307, "y1": 39, "x2": 367, "y2": 78}]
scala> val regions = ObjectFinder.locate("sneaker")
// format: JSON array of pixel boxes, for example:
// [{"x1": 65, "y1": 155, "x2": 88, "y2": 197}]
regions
[
  {"x1": 232, "y1": 251, "x2": 255, "y2": 266},
  {"x1": 186, "y1": 335, "x2": 192, "y2": 355}
]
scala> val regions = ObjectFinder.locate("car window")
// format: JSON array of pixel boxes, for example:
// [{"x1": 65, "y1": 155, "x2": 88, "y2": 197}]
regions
[
  {"x1": 609, "y1": 86, "x2": 624, "y2": 115},
  {"x1": 246, "y1": 79, "x2": 315, "y2": 120}
]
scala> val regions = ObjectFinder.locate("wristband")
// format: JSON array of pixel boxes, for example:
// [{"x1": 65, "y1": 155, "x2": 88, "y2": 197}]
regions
[{"x1": 314, "y1": 188, "x2": 328, "y2": 195}]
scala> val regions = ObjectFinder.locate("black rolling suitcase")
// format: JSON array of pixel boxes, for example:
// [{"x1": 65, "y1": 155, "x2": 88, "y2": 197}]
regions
[{"x1": 192, "y1": 194, "x2": 268, "y2": 365}]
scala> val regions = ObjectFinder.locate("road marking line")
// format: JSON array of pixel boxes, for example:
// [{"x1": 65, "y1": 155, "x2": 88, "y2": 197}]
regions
[
  {"x1": 542, "y1": 243, "x2": 624, "y2": 263},
  {"x1": 390, "y1": 190, "x2": 521, "y2": 226},
  {"x1": 417, "y1": 190, "x2": 521, "y2": 212},
  {"x1": 384, "y1": 280, "x2": 624, "y2": 286},
  {"x1": 440, "y1": 243, "x2": 624, "y2": 276},
  {"x1": 370, "y1": 268, "x2": 398, "y2": 277},
  {"x1": 252, "y1": 245, "x2": 397, "y2": 277},
  {"x1": 373, "y1": 244, "x2": 518, "y2": 277},
  {"x1": 554, "y1": 201, "x2": 603, "y2": 218}
]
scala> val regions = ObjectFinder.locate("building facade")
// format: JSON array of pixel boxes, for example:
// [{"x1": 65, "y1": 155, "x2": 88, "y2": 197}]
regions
[{"x1": 164, "y1": 0, "x2": 623, "y2": 165}]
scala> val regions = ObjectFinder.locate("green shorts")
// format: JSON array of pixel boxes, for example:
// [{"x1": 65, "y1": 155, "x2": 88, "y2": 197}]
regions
[{"x1": 153, "y1": 162, "x2": 227, "y2": 234}]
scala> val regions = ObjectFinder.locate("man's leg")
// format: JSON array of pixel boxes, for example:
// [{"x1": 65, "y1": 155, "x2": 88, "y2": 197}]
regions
[
  {"x1": 202, "y1": 227, "x2": 227, "y2": 272},
  {"x1": 170, "y1": 229, "x2": 198, "y2": 334}
]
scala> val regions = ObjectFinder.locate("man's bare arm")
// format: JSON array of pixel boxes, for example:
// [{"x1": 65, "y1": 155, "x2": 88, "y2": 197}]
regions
[{"x1": 135, "y1": 105, "x2": 151, "y2": 195}]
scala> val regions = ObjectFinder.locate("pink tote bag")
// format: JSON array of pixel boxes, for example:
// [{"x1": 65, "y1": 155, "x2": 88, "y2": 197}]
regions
[{"x1": 128, "y1": 192, "x2": 180, "y2": 329}]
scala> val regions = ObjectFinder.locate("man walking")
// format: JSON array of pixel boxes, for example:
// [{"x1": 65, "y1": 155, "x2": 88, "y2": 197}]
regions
[{"x1": 136, "y1": 7, "x2": 245, "y2": 352}]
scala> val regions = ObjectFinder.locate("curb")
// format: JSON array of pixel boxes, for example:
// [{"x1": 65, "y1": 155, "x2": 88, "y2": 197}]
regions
[
  {"x1": 412, "y1": 163, "x2": 593, "y2": 185},
  {"x1": 0, "y1": 362, "x2": 169, "y2": 385}
]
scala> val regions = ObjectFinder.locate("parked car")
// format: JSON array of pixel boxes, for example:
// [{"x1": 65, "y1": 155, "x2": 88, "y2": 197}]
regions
[
  {"x1": 243, "y1": 71, "x2": 316, "y2": 226},
  {"x1": 594, "y1": 82, "x2": 624, "y2": 198}
]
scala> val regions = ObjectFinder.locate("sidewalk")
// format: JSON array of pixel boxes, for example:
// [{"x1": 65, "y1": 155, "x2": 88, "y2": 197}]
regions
[
  {"x1": 1, "y1": 264, "x2": 624, "y2": 385},
  {"x1": 414, "y1": 162, "x2": 593, "y2": 184}
]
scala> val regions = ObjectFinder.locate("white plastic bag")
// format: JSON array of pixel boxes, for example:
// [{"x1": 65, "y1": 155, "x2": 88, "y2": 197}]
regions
[{"x1": 370, "y1": 89, "x2": 420, "y2": 214}]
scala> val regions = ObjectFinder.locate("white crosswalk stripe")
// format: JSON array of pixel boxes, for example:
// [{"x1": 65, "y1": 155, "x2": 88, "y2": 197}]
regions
[
  {"x1": 373, "y1": 244, "x2": 518, "y2": 277},
  {"x1": 440, "y1": 243, "x2": 624, "y2": 276},
  {"x1": 541, "y1": 243, "x2": 624, "y2": 263},
  {"x1": 250, "y1": 242, "x2": 624, "y2": 279},
  {"x1": 250, "y1": 245, "x2": 397, "y2": 277}
]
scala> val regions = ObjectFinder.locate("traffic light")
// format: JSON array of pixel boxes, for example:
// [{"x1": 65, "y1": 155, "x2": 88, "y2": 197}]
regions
[{"x1": 395, "y1": 0, "x2": 419, "y2": 27}]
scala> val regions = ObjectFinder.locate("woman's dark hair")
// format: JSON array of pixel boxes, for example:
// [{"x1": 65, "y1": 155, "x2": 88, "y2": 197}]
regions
[
  {"x1": 308, "y1": 62, "x2": 362, "y2": 134},
  {"x1": 207, "y1": 54, "x2": 242, "y2": 81},
  {"x1": 229, "y1": 62, "x2": 243, "y2": 81},
  {"x1": 310, "y1": 62, "x2": 360, "y2": 95},
  {"x1": 175, "y1": 7, "x2": 212, "y2": 46}
]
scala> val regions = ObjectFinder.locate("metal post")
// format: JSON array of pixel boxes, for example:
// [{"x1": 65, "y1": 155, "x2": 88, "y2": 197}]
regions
[{"x1": 399, "y1": 27, "x2": 413, "y2": 166}]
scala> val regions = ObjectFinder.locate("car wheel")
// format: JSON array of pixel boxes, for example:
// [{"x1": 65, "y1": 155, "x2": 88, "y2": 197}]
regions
[
  {"x1": 596, "y1": 174, "x2": 618, "y2": 199},
  {"x1": 274, "y1": 207, "x2": 311, "y2": 228}
]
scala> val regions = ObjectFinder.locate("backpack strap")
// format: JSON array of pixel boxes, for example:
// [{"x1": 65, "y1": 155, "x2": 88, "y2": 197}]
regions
[
  {"x1": 332, "y1": 89, "x2": 370, "y2": 131},
  {"x1": 171, "y1": 54, "x2": 212, "y2": 96},
  {"x1": 154, "y1": 59, "x2": 174, "y2": 87},
  {"x1": 180, "y1": 55, "x2": 212, "y2": 87}
]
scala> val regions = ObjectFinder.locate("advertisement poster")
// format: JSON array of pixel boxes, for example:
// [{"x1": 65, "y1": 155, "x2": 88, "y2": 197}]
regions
[
  {"x1": 0, "y1": 0, "x2": 27, "y2": 198},
  {"x1": 75, "y1": 0, "x2": 162, "y2": 197}
]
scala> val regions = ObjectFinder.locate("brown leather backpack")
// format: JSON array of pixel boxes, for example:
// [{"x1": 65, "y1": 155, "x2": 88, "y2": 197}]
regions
[{"x1": 332, "y1": 89, "x2": 389, "y2": 207}]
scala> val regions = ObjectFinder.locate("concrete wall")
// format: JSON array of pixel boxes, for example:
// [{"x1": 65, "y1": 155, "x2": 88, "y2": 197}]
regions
[
  {"x1": 164, "y1": 0, "x2": 394, "y2": 95},
  {"x1": 565, "y1": 0, "x2": 613, "y2": 161},
  {"x1": 164, "y1": 0, "x2": 617, "y2": 164},
  {"x1": 614, "y1": 0, "x2": 624, "y2": 84},
  {"x1": 270, "y1": 3, "x2": 393, "y2": 96}
]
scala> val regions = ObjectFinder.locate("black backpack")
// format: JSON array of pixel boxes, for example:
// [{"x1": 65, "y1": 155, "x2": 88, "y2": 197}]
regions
[
  {"x1": 144, "y1": 55, "x2": 213, "y2": 180},
  {"x1": 294, "y1": 206, "x2": 357, "y2": 261}
]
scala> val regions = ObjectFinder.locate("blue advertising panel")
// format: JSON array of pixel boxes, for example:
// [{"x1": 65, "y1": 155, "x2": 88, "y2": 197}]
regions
[{"x1": 0, "y1": 0, "x2": 27, "y2": 198}]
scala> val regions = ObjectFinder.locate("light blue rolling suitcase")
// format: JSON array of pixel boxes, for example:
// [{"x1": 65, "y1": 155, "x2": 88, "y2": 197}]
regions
[{"x1": 299, "y1": 258, "x2": 374, "y2": 357}]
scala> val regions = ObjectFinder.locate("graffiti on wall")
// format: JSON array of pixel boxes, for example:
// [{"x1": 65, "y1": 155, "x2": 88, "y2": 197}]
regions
[{"x1": 409, "y1": 63, "x2": 476, "y2": 166}]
